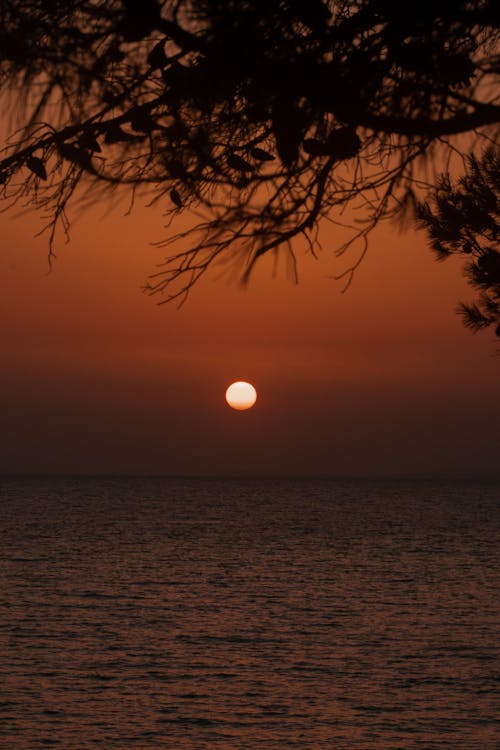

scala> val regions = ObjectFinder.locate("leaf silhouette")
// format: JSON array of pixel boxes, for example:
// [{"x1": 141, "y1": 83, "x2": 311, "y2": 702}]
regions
[
  {"x1": 249, "y1": 146, "x2": 275, "y2": 162},
  {"x1": 170, "y1": 188, "x2": 183, "y2": 207},
  {"x1": 78, "y1": 131, "x2": 102, "y2": 153},
  {"x1": 165, "y1": 158, "x2": 188, "y2": 180},
  {"x1": 325, "y1": 127, "x2": 361, "y2": 160},
  {"x1": 303, "y1": 139, "x2": 329, "y2": 156},
  {"x1": 272, "y1": 100, "x2": 306, "y2": 167},
  {"x1": 129, "y1": 108, "x2": 157, "y2": 133},
  {"x1": 58, "y1": 143, "x2": 94, "y2": 172},
  {"x1": 26, "y1": 156, "x2": 47, "y2": 180},
  {"x1": 147, "y1": 39, "x2": 168, "y2": 69},
  {"x1": 227, "y1": 153, "x2": 253, "y2": 172}
]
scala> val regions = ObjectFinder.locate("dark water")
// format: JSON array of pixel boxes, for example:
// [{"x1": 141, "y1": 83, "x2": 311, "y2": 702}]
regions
[{"x1": 1, "y1": 477, "x2": 499, "y2": 749}]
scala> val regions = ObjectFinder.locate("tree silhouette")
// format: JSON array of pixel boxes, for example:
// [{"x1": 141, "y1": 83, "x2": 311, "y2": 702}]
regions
[
  {"x1": 418, "y1": 147, "x2": 500, "y2": 337},
  {"x1": 0, "y1": 0, "x2": 498, "y2": 315}
]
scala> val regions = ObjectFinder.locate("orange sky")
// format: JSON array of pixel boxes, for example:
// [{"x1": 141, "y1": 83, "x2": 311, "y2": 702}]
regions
[{"x1": 1, "y1": 194, "x2": 499, "y2": 477}]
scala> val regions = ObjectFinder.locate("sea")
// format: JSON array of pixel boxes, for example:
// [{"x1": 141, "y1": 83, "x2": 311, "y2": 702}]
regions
[{"x1": 1, "y1": 477, "x2": 499, "y2": 749}]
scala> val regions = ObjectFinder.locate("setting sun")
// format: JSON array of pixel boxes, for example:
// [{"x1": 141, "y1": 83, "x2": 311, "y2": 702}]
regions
[{"x1": 225, "y1": 381, "x2": 257, "y2": 411}]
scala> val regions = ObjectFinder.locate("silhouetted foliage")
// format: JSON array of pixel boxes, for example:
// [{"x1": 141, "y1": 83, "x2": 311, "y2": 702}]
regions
[
  {"x1": 418, "y1": 148, "x2": 500, "y2": 337},
  {"x1": 0, "y1": 0, "x2": 499, "y2": 313}
]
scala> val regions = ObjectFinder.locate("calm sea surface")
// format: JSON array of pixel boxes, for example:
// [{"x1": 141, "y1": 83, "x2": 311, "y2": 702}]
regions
[{"x1": 1, "y1": 477, "x2": 499, "y2": 749}]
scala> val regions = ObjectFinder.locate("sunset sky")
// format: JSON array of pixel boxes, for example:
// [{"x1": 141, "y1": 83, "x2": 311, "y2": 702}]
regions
[{"x1": 1, "y1": 195, "x2": 499, "y2": 478}]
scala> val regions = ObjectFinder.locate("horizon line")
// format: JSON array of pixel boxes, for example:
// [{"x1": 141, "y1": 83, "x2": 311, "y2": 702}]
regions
[{"x1": 1, "y1": 473, "x2": 499, "y2": 483}]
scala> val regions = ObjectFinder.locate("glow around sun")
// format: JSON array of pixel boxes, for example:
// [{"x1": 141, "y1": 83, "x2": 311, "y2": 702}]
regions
[{"x1": 225, "y1": 381, "x2": 257, "y2": 411}]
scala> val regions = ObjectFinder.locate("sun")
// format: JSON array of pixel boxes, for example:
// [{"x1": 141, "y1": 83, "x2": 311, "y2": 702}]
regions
[{"x1": 225, "y1": 381, "x2": 257, "y2": 411}]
